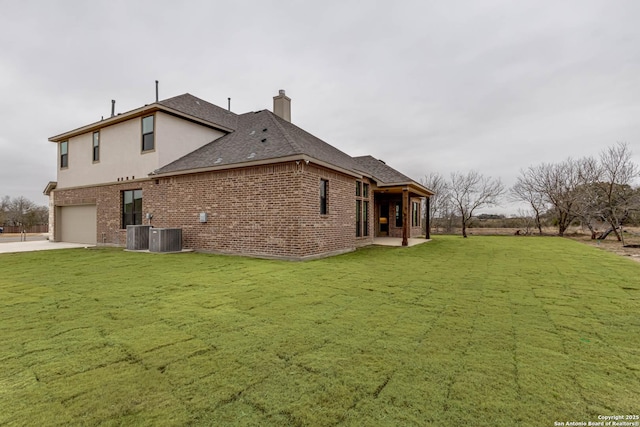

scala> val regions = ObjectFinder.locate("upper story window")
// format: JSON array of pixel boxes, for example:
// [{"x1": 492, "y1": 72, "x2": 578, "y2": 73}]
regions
[
  {"x1": 60, "y1": 141, "x2": 68, "y2": 168},
  {"x1": 320, "y1": 179, "x2": 328, "y2": 215},
  {"x1": 363, "y1": 183, "x2": 369, "y2": 198},
  {"x1": 142, "y1": 115, "x2": 154, "y2": 152},
  {"x1": 92, "y1": 131, "x2": 100, "y2": 162},
  {"x1": 356, "y1": 181, "x2": 361, "y2": 197}
]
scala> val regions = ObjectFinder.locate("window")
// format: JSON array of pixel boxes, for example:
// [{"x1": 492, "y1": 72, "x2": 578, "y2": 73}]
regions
[
  {"x1": 412, "y1": 201, "x2": 420, "y2": 227},
  {"x1": 122, "y1": 189, "x2": 143, "y2": 228},
  {"x1": 356, "y1": 200, "x2": 362, "y2": 237},
  {"x1": 395, "y1": 201, "x2": 402, "y2": 227},
  {"x1": 355, "y1": 180, "x2": 369, "y2": 237},
  {"x1": 142, "y1": 115, "x2": 154, "y2": 151},
  {"x1": 363, "y1": 201, "x2": 369, "y2": 236},
  {"x1": 92, "y1": 131, "x2": 100, "y2": 162},
  {"x1": 60, "y1": 141, "x2": 68, "y2": 168},
  {"x1": 320, "y1": 179, "x2": 328, "y2": 215}
]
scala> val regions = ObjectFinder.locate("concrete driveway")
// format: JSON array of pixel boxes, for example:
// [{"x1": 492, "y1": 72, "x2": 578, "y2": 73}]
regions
[{"x1": 0, "y1": 239, "x2": 93, "y2": 254}]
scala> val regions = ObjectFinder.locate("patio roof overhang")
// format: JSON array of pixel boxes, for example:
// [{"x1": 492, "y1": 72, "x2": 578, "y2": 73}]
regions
[
  {"x1": 373, "y1": 182, "x2": 433, "y2": 197},
  {"x1": 370, "y1": 181, "x2": 433, "y2": 246}
]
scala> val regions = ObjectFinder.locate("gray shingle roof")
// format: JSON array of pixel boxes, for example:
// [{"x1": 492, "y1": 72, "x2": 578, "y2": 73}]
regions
[
  {"x1": 152, "y1": 94, "x2": 427, "y2": 192},
  {"x1": 154, "y1": 109, "x2": 360, "y2": 175},
  {"x1": 159, "y1": 93, "x2": 238, "y2": 131},
  {"x1": 353, "y1": 155, "x2": 414, "y2": 185}
]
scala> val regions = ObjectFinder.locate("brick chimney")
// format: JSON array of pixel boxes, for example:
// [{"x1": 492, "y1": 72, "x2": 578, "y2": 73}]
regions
[{"x1": 273, "y1": 89, "x2": 291, "y2": 122}]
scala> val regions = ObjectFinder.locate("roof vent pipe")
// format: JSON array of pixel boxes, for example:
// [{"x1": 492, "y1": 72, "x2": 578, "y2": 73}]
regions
[
  {"x1": 228, "y1": 97, "x2": 231, "y2": 112},
  {"x1": 155, "y1": 80, "x2": 159, "y2": 102},
  {"x1": 111, "y1": 100, "x2": 115, "y2": 117}
]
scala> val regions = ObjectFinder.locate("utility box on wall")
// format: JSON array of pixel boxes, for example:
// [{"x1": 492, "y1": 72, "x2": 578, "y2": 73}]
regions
[
  {"x1": 126, "y1": 225, "x2": 152, "y2": 250},
  {"x1": 149, "y1": 228, "x2": 182, "y2": 253}
]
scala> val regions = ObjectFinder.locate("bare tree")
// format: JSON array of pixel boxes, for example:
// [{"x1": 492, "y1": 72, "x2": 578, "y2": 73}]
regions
[
  {"x1": 517, "y1": 146, "x2": 638, "y2": 239},
  {"x1": 511, "y1": 169, "x2": 546, "y2": 235},
  {"x1": 448, "y1": 171, "x2": 504, "y2": 238},
  {"x1": 1, "y1": 196, "x2": 48, "y2": 230},
  {"x1": 0, "y1": 195, "x2": 9, "y2": 226},
  {"x1": 6, "y1": 196, "x2": 36, "y2": 229},
  {"x1": 25, "y1": 206, "x2": 49, "y2": 229},
  {"x1": 421, "y1": 172, "x2": 448, "y2": 235},
  {"x1": 595, "y1": 142, "x2": 639, "y2": 241},
  {"x1": 515, "y1": 208, "x2": 535, "y2": 235},
  {"x1": 527, "y1": 158, "x2": 593, "y2": 237},
  {"x1": 572, "y1": 156, "x2": 602, "y2": 238}
]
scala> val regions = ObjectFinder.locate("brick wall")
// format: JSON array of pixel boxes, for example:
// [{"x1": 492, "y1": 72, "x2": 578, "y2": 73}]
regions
[
  {"x1": 298, "y1": 164, "x2": 374, "y2": 255},
  {"x1": 150, "y1": 162, "x2": 306, "y2": 257},
  {"x1": 53, "y1": 179, "x2": 153, "y2": 245},
  {"x1": 52, "y1": 161, "x2": 370, "y2": 259}
]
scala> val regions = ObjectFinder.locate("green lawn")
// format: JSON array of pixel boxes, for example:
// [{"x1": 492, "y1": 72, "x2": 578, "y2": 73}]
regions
[{"x1": 1, "y1": 236, "x2": 639, "y2": 426}]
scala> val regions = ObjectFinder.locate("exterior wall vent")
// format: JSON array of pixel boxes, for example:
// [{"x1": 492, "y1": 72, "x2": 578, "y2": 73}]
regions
[
  {"x1": 126, "y1": 225, "x2": 152, "y2": 250},
  {"x1": 149, "y1": 228, "x2": 182, "y2": 253}
]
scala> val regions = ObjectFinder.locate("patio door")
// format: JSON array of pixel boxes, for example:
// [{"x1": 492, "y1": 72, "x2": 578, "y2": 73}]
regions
[{"x1": 379, "y1": 203, "x2": 389, "y2": 236}]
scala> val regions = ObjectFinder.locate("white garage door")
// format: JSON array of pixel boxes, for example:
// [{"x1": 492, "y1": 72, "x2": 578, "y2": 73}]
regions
[{"x1": 58, "y1": 205, "x2": 97, "y2": 244}]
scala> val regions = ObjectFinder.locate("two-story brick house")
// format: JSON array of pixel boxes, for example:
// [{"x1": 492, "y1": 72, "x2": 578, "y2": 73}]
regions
[{"x1": 45, "y1": 90, "x2": 432, "y2": 260}]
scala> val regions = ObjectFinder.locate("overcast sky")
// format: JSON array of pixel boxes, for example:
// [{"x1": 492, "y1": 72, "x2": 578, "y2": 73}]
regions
[{"x1": 1, "y1": 0, "x2": 639, "y2": 213}]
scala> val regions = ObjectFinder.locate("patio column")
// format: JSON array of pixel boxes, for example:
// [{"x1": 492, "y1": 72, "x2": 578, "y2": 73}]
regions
[
  {"x1": 425, "y1": 197, "x2": 430, "y2": 239},
  {"x1": 402, "y1": 188, "x2": 409, "y2": 246}
]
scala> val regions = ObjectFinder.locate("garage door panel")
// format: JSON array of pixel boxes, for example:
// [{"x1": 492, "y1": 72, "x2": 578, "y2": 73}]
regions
[{"x1": 58, "y1": 205, "x2": 97, "y2": 244}]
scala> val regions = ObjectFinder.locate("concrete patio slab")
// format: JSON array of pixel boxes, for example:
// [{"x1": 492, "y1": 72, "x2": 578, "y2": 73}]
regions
[{"x1": 373, "y1": 237, "x2": 431, "y2": 247}]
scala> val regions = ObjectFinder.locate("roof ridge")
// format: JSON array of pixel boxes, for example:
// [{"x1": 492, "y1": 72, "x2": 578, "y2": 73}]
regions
[
  {"x1": 157, "y1": 93, "x2": 238, "y2": 131},
  {"x1": 265, "y1": 111, "x2": 303, "y2": 154},
  {"x1": 160, "y1": 93, "x2": 238, "y2": 116}
]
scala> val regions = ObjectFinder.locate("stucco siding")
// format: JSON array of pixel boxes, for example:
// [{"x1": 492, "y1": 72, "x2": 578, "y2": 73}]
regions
[
  {"x1": 57, "y1": 118, "x2": 158, "y2": 189},
  {"x1": 55, "y1": 114, "x2": 225, "y2": 190},
  {"x1": 155, "y1": 112, "x2": 226, "y2": 168}
]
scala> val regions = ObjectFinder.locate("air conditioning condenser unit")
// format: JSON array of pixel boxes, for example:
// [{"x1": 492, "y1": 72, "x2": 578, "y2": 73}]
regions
[
  {"x1": 149, "y1": 228, "x2": 182, "y2": 253},
  {"x1": 126, "y1": 225, "x2": 152, "y2": 250}
]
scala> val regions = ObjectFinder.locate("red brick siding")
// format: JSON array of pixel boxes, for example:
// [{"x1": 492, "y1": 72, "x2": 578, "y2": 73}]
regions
[
  {"x1": 52, "y1": 161, "x2": 371, "y2": 258},
  {"x1": 148, "y1": 163, "x2": 305, "y2": 257},
  {"x1": 53, "y1": 180, "x2": 154, "y2": 245},
  {"x1": 298, "y1": 164, "x2": 372, "y2": 255}
]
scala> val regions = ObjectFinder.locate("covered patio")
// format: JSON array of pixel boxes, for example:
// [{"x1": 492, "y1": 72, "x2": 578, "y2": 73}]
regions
[{"x1": 372, "y1": 182, "x2": 433, "y2": 246}]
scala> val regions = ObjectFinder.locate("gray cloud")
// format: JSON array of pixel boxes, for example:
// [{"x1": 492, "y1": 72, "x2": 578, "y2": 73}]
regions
[{"x1": 1, "y1": 0, "x2": 639, "y2": 213}]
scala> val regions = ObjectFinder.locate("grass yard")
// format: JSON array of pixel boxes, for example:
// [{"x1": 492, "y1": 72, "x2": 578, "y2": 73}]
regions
[{"x1": 1, "y1": 236, "x2": 639, "y2": 426}]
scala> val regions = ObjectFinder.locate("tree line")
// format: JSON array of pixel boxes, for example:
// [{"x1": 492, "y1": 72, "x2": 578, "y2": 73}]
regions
[
  {"x1": 423, "y1": 143, "x2": 640, "y2": 240},
  {"x1": 0, "y1": 196, "x2": 49, "y2": 231}
]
